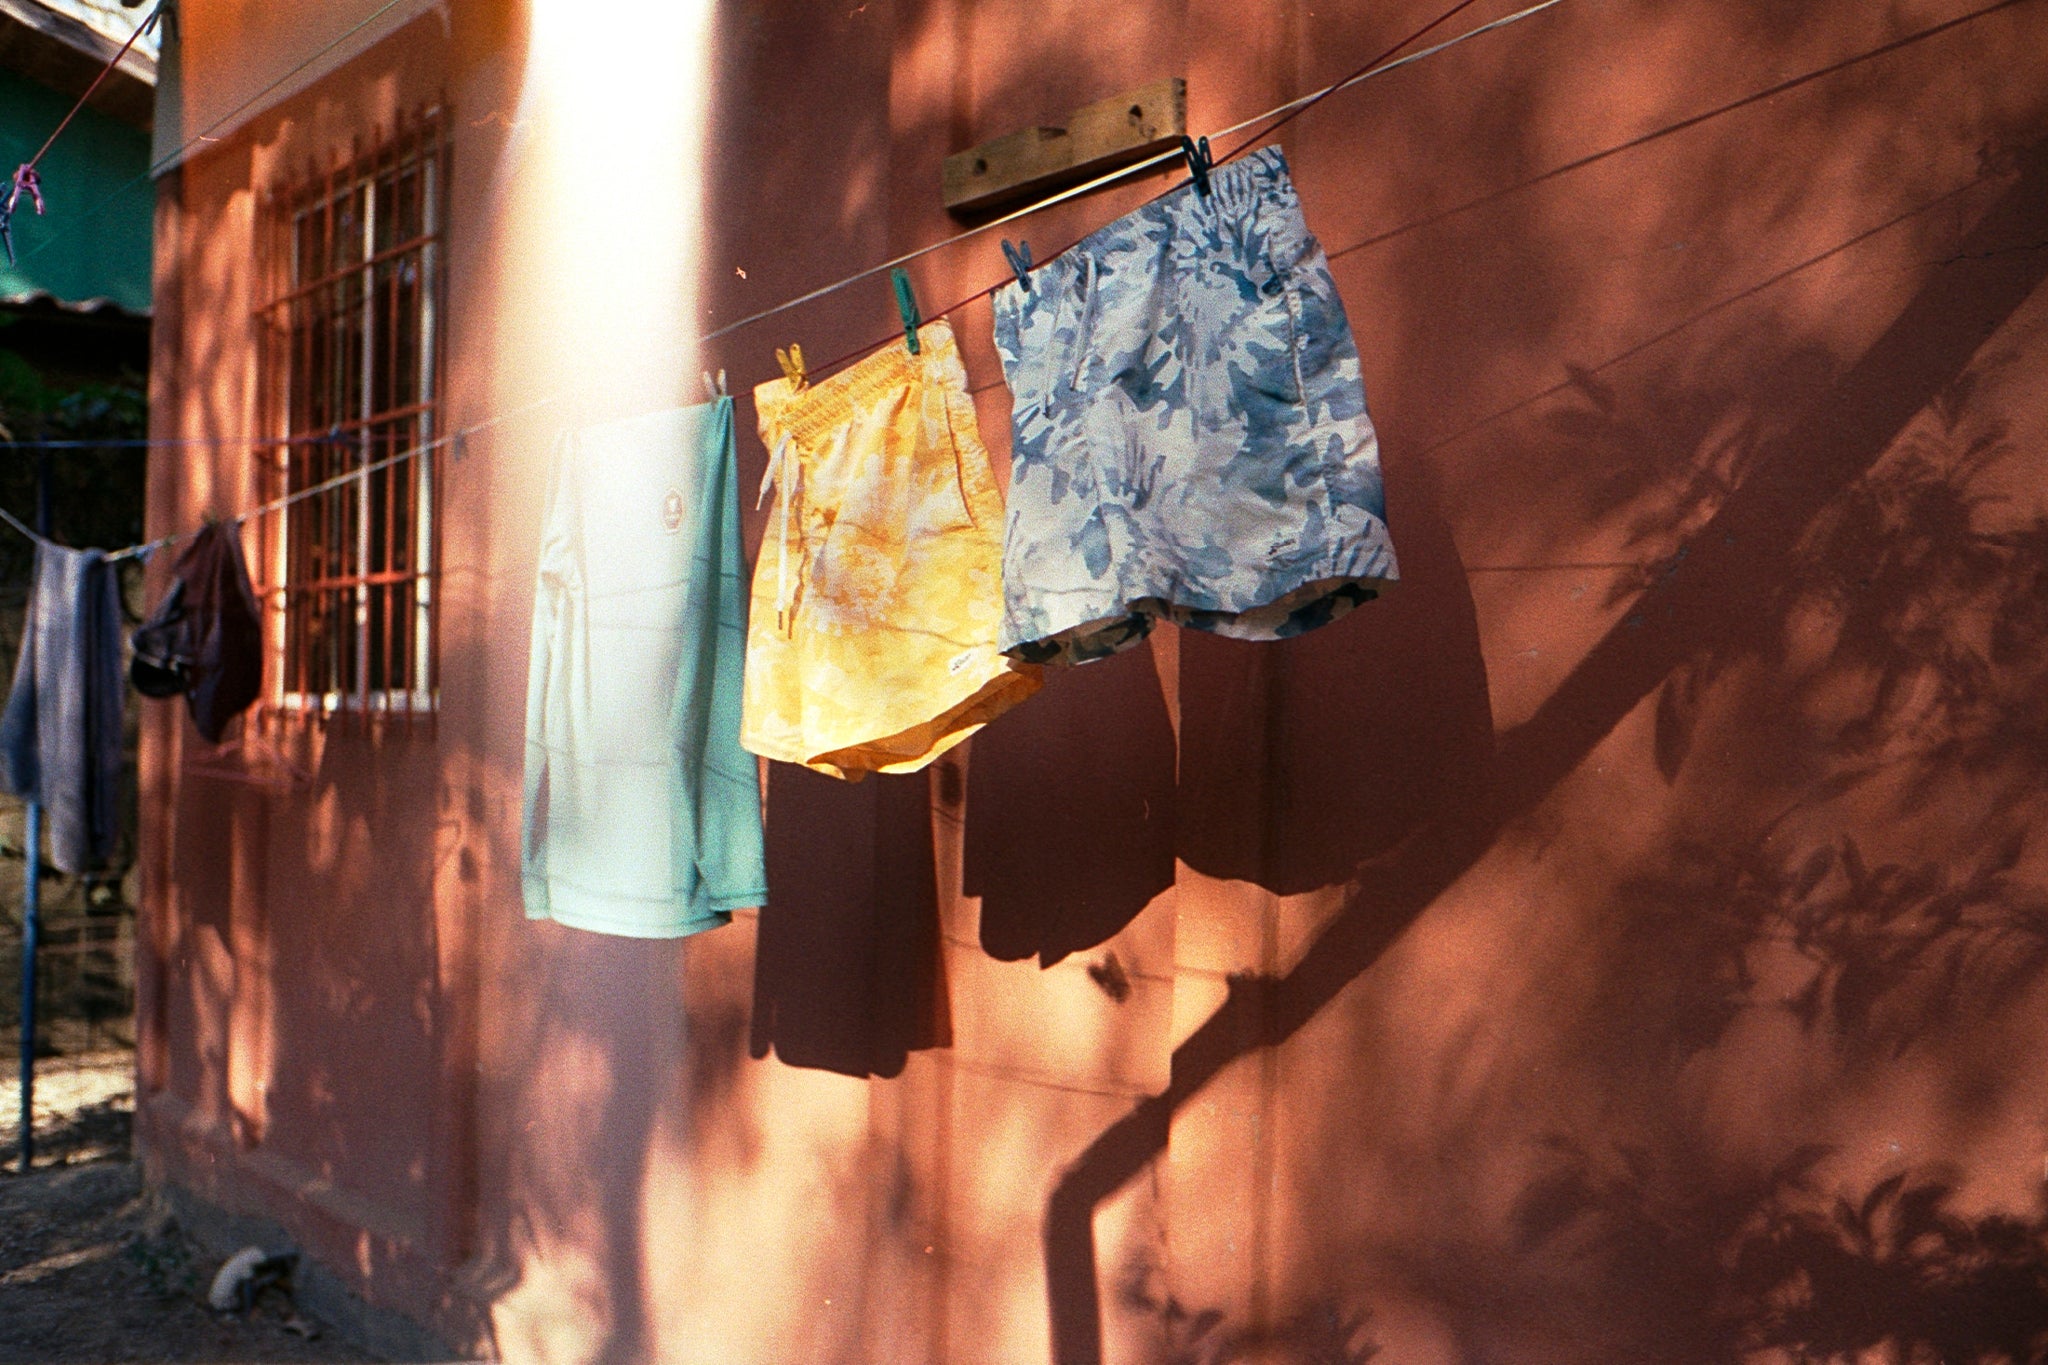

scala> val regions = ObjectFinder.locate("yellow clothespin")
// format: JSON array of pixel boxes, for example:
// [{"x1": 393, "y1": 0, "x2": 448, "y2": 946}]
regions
[{"x1": 776, "y1": 344, "x2": 807, "y2": 391}]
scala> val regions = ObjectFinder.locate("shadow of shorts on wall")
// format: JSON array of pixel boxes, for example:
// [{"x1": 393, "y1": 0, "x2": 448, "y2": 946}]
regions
[
  {"x1": 751, "y1": 764, "x2": 950, "y2": 1080},
  {"x1": 964, "y1": 638, "x2": 1178, "y2": 967},
  {"x1": 1177, "y1": 480, "x2": 1495, "y2": 896}
]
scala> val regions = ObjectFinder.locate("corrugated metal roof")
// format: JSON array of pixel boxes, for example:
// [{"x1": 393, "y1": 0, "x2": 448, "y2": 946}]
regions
[
  {"x1": 0, "y1": 286, "x2": 145, "y2": 316},
  {"x1": 33, "y1": 0, "x2": 159, "y2": 55},
  {"x1": 0, "y1": 0, "x2": 157, "y2": 80},
  {"x1": 0, "y1": 58, "x2": 152, "y2": 311}
]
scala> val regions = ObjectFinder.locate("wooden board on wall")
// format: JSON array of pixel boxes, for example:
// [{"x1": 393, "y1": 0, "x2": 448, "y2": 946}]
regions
[{"x1": 942, "y1": 77, "x2": 1186, "y2": 215}]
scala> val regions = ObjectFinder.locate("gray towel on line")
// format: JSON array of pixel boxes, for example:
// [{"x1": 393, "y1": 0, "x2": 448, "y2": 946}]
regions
[{"x1": 0, "y1": 542, "x2": 125, "y2": 874}]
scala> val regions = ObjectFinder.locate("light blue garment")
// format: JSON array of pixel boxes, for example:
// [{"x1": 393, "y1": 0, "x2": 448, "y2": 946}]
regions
[
  {"x1": 992, "y1": 146, "x2": 1398, "y2": 666},
  {"x1": 522, "y1": 400, "x2": 766, "y2": 937}
]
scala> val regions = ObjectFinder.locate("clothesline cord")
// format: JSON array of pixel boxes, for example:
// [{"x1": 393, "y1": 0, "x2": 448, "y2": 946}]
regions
[
  {"x1": 19, "y1": 3, "x2": 164, "y2": 177},
  {"x1": 1, "y1": 439, "x2": 205, "y2": 450},
  {"x1": 0, "y1": 0, "x2": 1563, "y2": 556},
  {"x1": 0, "y1": 433, "x2": 461, "y2": 451},
  {"x1": 155, "y1": 0, "x2": 418, "y2": 179},
  {"x1": 1213, "y1": 0, "x2": 1485, "y2": 161},
  {"x1": 789, "y1": 0, "x2": 1563, "y2": 383},
  {"x1": 7, "y1": 0, "x2": 420, "y2": 272},
  {"x1": 1, "y1": 395, "x2": 561, "y2": 560},
  {"x1": 704, "y1": 0, "x2": 1562, "y2": 349},
  {"x1": 0, "y1": 0, "x2": 1556, "y2": 466},
  {"x1": 98, "y1": 393, "x2": 564, "y2": 564},
  {"x1": 0, "y1": 504, "x2": 38, "y2": 547}
]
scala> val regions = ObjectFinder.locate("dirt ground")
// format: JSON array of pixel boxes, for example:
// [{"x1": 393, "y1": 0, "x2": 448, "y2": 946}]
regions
[{"x1": 0, "y1": 1051, "x2": 375, "y2": 1365}]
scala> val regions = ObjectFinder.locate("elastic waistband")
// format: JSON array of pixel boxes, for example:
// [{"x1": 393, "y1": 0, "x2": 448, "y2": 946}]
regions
[
  {"x1": 1192, "y1": 143, "x2": 1293, "y2": 216},
  {"x1": 1084, "y1": 144, "x2": 1292, "y2": 256},
  {"x1": 755, "y1": 318, "x2": 962, "y2": 447},
  {"x1": 993, "y1": 146, "x2": 1296, "y2": 317}
]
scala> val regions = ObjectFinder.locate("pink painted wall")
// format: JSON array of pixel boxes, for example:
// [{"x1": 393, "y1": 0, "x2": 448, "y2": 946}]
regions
[{"x1": 141, "y1": 0, "x2": 2048, "y2": 1360}]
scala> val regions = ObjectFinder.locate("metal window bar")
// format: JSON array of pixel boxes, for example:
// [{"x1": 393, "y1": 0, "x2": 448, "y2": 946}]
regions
[{"x1": 257, "y1": 109, "x2": 445, "y2": 723}]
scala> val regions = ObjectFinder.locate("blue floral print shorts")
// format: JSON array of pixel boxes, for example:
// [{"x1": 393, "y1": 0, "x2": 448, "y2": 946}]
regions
[{"x1": 992, "y1": 146, "x2": 1398, "y2": 666}]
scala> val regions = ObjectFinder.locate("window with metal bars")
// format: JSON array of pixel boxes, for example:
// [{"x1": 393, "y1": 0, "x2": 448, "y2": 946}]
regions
[{"x1": 260, "y1": 110, "x2": 445, "y2": 715}]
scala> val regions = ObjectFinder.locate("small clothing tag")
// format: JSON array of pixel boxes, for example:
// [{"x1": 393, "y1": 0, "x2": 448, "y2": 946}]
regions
[{"x1": 947, "y1": 647, "x2": 980, "y2": 675}]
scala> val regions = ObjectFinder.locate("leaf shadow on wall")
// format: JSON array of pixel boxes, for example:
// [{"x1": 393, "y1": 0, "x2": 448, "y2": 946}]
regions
[
  {"x1": 1493, "y1": 802, "x2": 2048, "y2": 1360},
  {"x1": 749, "y1": 763, "x2": 949, "y2": 1079},
  {"x1": 1041, "y1": 128, "x2": 2048, "y2": 1365},
  {"x1": 1118, "y1": 1249, "x2": 1384, "y2": 1365},
  {"x1": 1596, "y1": 356, "x2": 2048, "y2": 1052},
  {"x1": 1484, "y1": 366, "x2": 2048, "y2": 1361},
  {"x1": 964, "y1": 640, "x2": 1178, "y2": 966},
  {"x1": 1508, "y1": 1140, "x2": 2048, "y2": 1365},
  {"x1": 1728, "y1": 1167, "x2": 2048, "y2": 1364},
  {"x1": 1176, "y1": 474, "x2": 1494, "y2": 897},
  {"x1": 470, "y1": 925, "x2": 687, "y2": 1365}
]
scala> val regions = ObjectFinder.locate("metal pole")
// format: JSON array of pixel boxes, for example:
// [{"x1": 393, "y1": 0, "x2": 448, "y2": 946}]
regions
[
  {"x1": 18, "y1": 449, "x2": 47, "y2": 1172},
  {"x1": 18, "y1": 804, "x2": 37, "y2": 1171}
]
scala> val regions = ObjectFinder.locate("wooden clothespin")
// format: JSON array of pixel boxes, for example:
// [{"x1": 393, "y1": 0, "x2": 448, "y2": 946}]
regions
[
  {"x1": 891, "y1": 267, "x2": 922, "y2": 355},
  {"x1": 702, "y1": 369, "x2": 728, "y2": 401},
  {"x1": 1002, "y1": 238, "x2": 1034, "y2": 292},
  {"x1": 775, "y1": 345, "x2": 807, "y2": 390},
  {"x1": 1180, "y1": 135, "x2": 1213, "y2": 198}
]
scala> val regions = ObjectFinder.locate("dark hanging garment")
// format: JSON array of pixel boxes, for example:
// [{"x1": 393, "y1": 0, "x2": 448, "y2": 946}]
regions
[
  {"x1": 0, "y1": 543, "x2": 126, "y2": 874},
  {"x1": 129, "y1": 521, "x2": 263, "y2": 742},
  {"x1": 126, "y1": 578, "x2": 190, "y2": 699}
]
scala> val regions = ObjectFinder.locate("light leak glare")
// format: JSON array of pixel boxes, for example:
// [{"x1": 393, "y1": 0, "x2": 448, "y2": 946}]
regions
[{"x1": 518, "y1": 0, "x2": 716, "y2": 407}]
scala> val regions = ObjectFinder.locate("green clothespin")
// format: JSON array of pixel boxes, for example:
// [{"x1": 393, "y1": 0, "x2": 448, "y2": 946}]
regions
[{"x1": 891, "y1": 267, "x2": 921, "y2": 355}]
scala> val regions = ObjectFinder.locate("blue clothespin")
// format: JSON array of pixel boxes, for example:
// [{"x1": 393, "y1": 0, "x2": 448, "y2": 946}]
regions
[
  {"x1": 891, "y1": 266, "x2": 922, "y2": 355},
  {"x1": 1180, "y1": 135, "x2": 1213, "y2": 198},
  {"x1": 1001, "y1": 238, "x2": 1034, "y2": 292}
]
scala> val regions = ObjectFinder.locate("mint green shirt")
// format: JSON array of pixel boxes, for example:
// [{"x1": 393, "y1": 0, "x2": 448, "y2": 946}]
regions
[{"x1": 522, "y1": 400, "x2": 766, "y2": 936}]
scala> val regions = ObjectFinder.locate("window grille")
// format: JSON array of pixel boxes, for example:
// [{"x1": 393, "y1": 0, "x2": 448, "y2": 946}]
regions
[{"x1": 259, "y1": 109, "x2": 446, "y2": 717}]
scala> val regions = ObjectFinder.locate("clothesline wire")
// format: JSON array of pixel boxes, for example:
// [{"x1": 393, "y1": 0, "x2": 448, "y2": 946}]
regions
[
  {"x1": 0, "y1": 504, "x2": 38, "y2": 546},
  {"x1": 1216, "y1": 0, "x2": 1485, "y2": 161},
  {"x1": 0, "y1": 395, "x2": 560, "y2": 561},
  {"x1": 0, "y1": 0, "x2": 1562, "y2": 556},
  {"x1": 7, "y1": 0, "x2": 421, "y2": 272},
  {"x1": 152, "y1": 0, "x2": 420, "y2": 177},
  {"x1": 0, "y1": 0, "x2": 1548, "y2": 462},
  {"x1": 0, "y1": 434, "x2": 454, "y2": 451},
  {"x1": 707, "y1": 0, "x2": 1560, "y2": 357},
  {"x1": 1, "y1": 1, "x2": 162, "y2": 268},
  {"x1": 18, "y1": 2, "x2": 163, "y2": 177},
  {"x1": 98, "y1": 393, "x2": 564, "y2": 564},
  {"x1": 2, "y1": 438, "x2": 200, "y2": 450}
]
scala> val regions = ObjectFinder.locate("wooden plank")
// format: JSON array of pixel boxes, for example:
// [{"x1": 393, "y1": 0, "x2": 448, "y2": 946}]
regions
[{"x1": 943, "y1": 77, "x2": 1187, "y2": 215}]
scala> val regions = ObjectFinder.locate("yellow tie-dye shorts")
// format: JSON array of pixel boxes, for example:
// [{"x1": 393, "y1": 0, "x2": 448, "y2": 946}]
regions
[{"x1": 741, "y1": 319, "x2": 1042, "y2": 778}]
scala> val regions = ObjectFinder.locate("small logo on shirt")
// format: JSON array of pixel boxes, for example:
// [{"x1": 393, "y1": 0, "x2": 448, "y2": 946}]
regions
[{"x1": 661, "y1": 488, "x2": 685, "y2": 533}]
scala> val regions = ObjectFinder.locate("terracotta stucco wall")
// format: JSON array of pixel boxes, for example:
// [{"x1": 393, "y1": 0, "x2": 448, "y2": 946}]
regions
[
  {"x1": 139, "y1": 9, "x2": 474, "y2": 1330},
  {"x1": 142, "y1": 0, "x2": 2048, "y2": 1361}
]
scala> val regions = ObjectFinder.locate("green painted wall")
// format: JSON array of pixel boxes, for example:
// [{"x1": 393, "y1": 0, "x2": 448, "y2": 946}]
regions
[{"x1": 0, "y1": 67, "x2": 150, "y2": 312}]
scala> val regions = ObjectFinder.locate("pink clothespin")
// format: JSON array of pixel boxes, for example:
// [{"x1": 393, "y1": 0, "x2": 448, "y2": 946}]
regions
[
  {"x1": 8, "y1": 165, "x2": 44, "y2": 216},
  {"x1": 0, "y1": 164, "x2": 45, "y2": 266}
]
